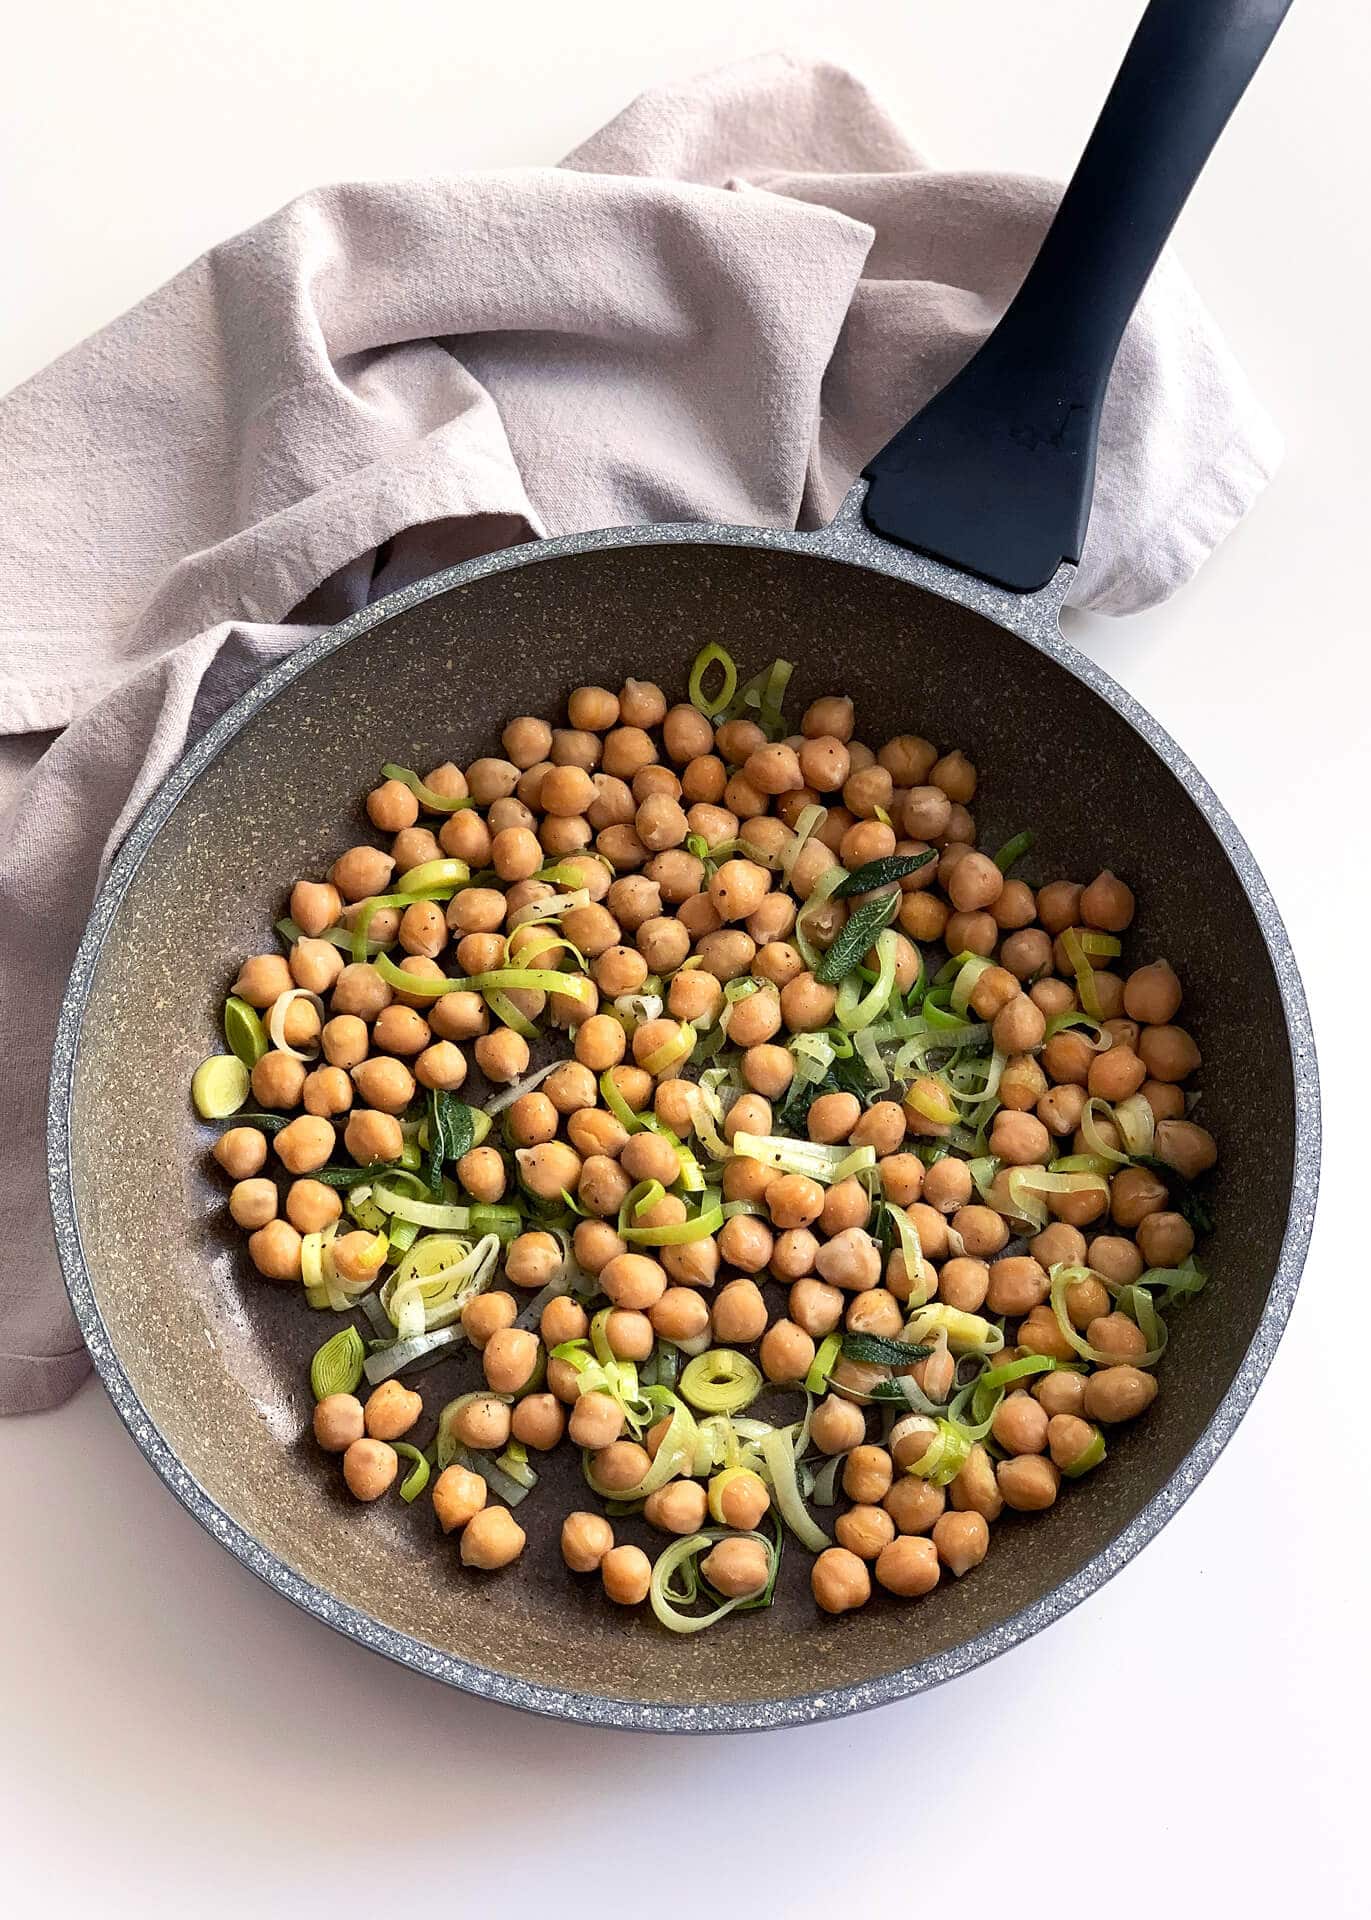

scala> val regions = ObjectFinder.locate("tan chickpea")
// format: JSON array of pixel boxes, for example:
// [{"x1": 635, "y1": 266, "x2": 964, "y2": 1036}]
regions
[
  {"x1": 358, "y1": 1379, "x2": 419, "y2": 1443},
  {"x1": 1084, "y1": 1312, "x2": 1148, "y2": 1367},
  {"x1": 1035, "y1": 1086, "x2": 1085, "y2": 1142},
  {"x1": 736, "y1": 1043, "x2": 791, "y2": 1100},
  {"x1": 711, "y1": 1278, "x2": 768, "y2": 1346},
  {"x1": 1035, "y1": 1370, "x2": 1087, "y2": 1417},
  {"x1": 459, "y1": 1505, "x2": 526, "y2": 1571},
  {"x1": 312, "y1": 1393, "x2": 364, "y2": 1453},
  {"x1": 1107, "y1": 1165, "x2": 1166, "y2": 1231},
  {"x1": 426, "y1": 1465, "x2": 486, "y2": 1537},
  {"x1": 875, "y1": 1535, "x2": 942, "y2": 1599},
  {"x1": 834, "y1": 1448, "x2": 890, "y2": 1511},
  {"x1": 497, "y1": 715, "x2": 549, "y2": 769},
  {"x1": 342, "y1": 1438, "x2": 398, "y2": 1501},
  {"x1": 999, "y1": 930, "x2": 1051, "y2": 986},
  {"x1": 811, "y1": 1395, "x2": 867, "y2": 1456},
  {"x1": 454, "y1": 1293, "x2": 515, "y2": 1356},
  {"x1": 919, "y1": 1157, "x2": 970, "y2": 1216},
  {"x1": 640, "y1": 1478, "x2": 708, "y2": 1537},
  {"x1": 229, "y1": 953, "x2": 292, "y2": 1009},
  {"x1": 696, "y1": 1536, "x2": 769, "y2": 1600},
  {"x1": 899, "y1": 892, "x2": 949, "y2": 943},
  {"x1": 592, "y1": 945, "x2": 649, "y2": 1000},
  {"x1": 289, "y1": 881, "x2": 343, "y2": 939},
  {"x1": 1136, "y1": 1210, "x2": 1195, "y2": 1270},
  {"x1": 599, "y1": 1543, "x2": 651, "y2": 1607},
  {"x1": 943, "y1": 910, "x2": 996, "y2": 958},
  {"x1": 701, "y1": 858, "x2": 768, "y2": 926},
  {"x1": 246, "y1": 1050, "x2": 304, "y2": 1113},
  {"x1": 819, "y1": 1180, "x2": 869, "y2": 1239},
  {"x1": 760, "y1": 1319, "x2": 816, "y2": 1384},
  {"x1": 991, "y1": 879, "x2": 1036, "y2": 931},
  {"x1": 390, "y1": 826, "x2": 442, "y2": 876},
  {"x1": 900, "y1": 784, "x2": 951, "y2": 841},
  {"x1": 511, "y1": 1393, "x2": 569, "y2": 1453},
  {"x1": 605, "y1": 677, "x2": 660, "y2": 732},
  {"x1": 1152, "y1": 1119, "x2": 1217, "y2": 1180},
  {"x1": 949, "y1": 1444, "x2": 1003, "y2": 1521},
  {"x1": 884, "y1": 1474, "x2": 945, "y2": 1535},
  {"x1": 266, "y1": 1115, "x2": 332, "y2": 1178},
  {"x1": 213, "y1": 1126, "x2": 268, "y2": 1181},
  {"x1": 228, "y1": 1178, "x2": 277, "y2": 1231},
  {"x1": 598, "y1": 725, "x2": 656, "y2": 782},
  {"x1": 879, "y1": 1155, "x2": 925, "y2": 1210},
  {"x1": 786, "y1": 1276, "x2": 840, "y2": 1337},
  {"x1": 1139, "y1": 1025, "x2": 1202, "y2": 1085},
  {"x1": 554, "y1": 1511, "x2": 613, "y2": 1576},
  {"x1": 1078, "y1": 868, "x2": 1134, "y2": 932},
  {"x1": 279, "y1": 1180, "x2": 338, "y2": 1238},
  {"x1": 997, "y1": 1455, "x2": 1061, "y2": 1511},
  {"x1": 648, "y1": 1288, "x2": 710, "y2": 1347},
  {"x1": 1083, "y1": 1365, "x2": 1158, "y2": 1423},
  {"x1": 776, "y1": 971, "x2": 835, "y2": 1035},
  {"x1": 1044, "y1": 1414, "x2": 1098, "y2": 1475},
  {"x1": 811, "y1": 1546, "x2": 871, "y2": 1614},
  {"x1": 1123, "y1": 959, "x2": 1182, "y2": 1025},
  {"x1": 446, "y1": 1395, "x2": 510, "y2": 1455},
  {"x1": 932, "y1": 1510, "x2": 990, "y2": 1578},
  {"x1": 989, "y1": 1390, "x2": 1049, "y2": 1457},
  {"x1": 983, "y1": 1256, "x2": 1047, "y2": 1318},
  {"x1": 933, "y1": 1256, "x2": 985, "y2": 1314},
  {"x1": 809, "y1": 1228, "x2": 878, "y2": 1293},
  {"x1": 287, "y1": 939, "x2": 343, "y2": 998},
  {"x1": 724, "y1": 985, "x2": 781, "y2": 1050},
  {"x1": 738, "y1": 743, "x2": 799, "y2": 797},
  {"x1": 646, "y1": 849, "x2": 705, "y2": 903},
  {"x1": 448, "y1": 1147, "x2": 501, "y2": 1208},
  {"x1": 343, "y1": 1059, "x2": 409, "y2": 1121},
  {"x1": 759, "y1": 1173, "x2": 821, "y2": 1234},
  {"x1": 1033, "y1": 880, "x2": 1081, "y2": 933},
  {"x1": 845, "y1": 1289, "x2": 904, "y2": 1340},
  {"x1": 989, "y1": 1109, "x2": 1052, "y2": 1167},
  {"x1": 326, "y1": 846, "x2": 392, "y2": 905},
  {"x1": 408, "y1": 1043, "x2": 464, "y2": 1098},
  {"x1": 333, "y1": 1111, "x2": 398, "y2": 1173},
  {"x1": 594, "y1": 1251, "x2": 664, "y2": 1312},
  {"x1": 466, "y1": 1030, "x2": 526, "y2": 1091},
  {"x1": 714, "y1": 1213, "x2": 770, "y2": 1276},
  {"x1": 749, "y1": 943, "x2": 802, "y2": 991},
  {"x1": 680, "y1": 754, "x2": 726, "y2": 805}
]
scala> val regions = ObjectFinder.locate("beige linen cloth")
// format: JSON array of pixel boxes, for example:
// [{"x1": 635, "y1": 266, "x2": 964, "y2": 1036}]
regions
[{"x1": 0, "y1": 54, "x2": 1280, "y2": 1412}]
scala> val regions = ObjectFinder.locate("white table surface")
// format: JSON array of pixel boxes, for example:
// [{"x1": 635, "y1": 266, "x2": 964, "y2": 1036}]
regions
[{"x1": 3, "y1": 3, "x2": 1366, "y2": 1914}]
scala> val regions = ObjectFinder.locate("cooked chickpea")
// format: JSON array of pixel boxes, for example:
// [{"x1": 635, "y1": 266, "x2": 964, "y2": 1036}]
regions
[
  {"x1": 694, "y1": 1536, "x2": 768, "y2": 1600},
  {"x1": 358, "y1": 1379, "x2": 420, "y2": 1442},
  {"x1": 228, "y1": 1178, "x2": 277, "y2": 1231},
  {"x1": 989, "y1": 1109, "x2": 1052, "y2": 1167},
  {"x1": 249, "y1": 1050, "x2": 306, "y2": 1112},
  {"x1": 997, "y1": 1455, "x2": 1061, "y2": 1511},
  {"x1": 1080, "y1": 869, "x2": 1135, "y2": 932},
  {"x1": 645, "y1": 1479, "x2": 710, "y2": 1535},
  {"x1": 932, "y1": 1510, "x2": 990, "y2": 1578},
  {"x1": 921, "y1": 1157, "x2": 972, "y2": 1215},
  {"x1": 705, "y1": 858, "x2": 770, "y2": 924},
  {"x1": 290, "y1": 937, "x2": 345, "y2": 994},
  {"x1": 874, "y1": 1534, "x2": 941, "y2": 1598},
  {"x1": 312, "y1": 1392, "x2": 364, "y2": 1453},
  {"x1": 759, "y1": 1319, "x2": 816, "y2": 1384},
  {"x1": 230, "y1": 953, "x2": 292, "y2": 1009},
  {"x1": 1034, "y1": 1370, "x2": 1087, "y2": 1417},
  {"x1": 552, "y1": 1511, "x2": 612, "y2": 1576},
  {"x1": 883, "y1": 1475, "x2": 946, "y2": 1535},
  {"x1": 811, "y1": 1394, "x2": 867, "y2": 1455},
  {"x1": 1121, "y1": 958, "x2": 1181, "y2": 1025},
  {"x1": 568, "y1": 1396, "x2": 627, "y2": 1456},
  {"x1": 601, "y1": 1544, "x2": 652, "y2": 1606},
  {"x1": 338, "y1": 1109, "x2": 399, "y2": 1169},
  {"x1": 811, "y1": 1546, "x2": 871, "y2": 1614},
  {"x1": 990, "y1": 1390, "x2": 1050, "y2": 1457},
  {"x1": 342, "y1": 1438, "x2": 398, "y2": 1501},
  {"x1": 460, "y1": 1505, "x2": 526, "y2": 1570},
  {"x1": 213, "y1": 1126, "x2": 268, "y2": 1181},
  {"x1": 269, "y1": 1115, "x2": 333, "y2": 1177},
  {"x1": 449, "y1": 1394, "x2": 512, "y2": 1453},
  {"x1": 707, "y1": 1278, "x2": 765, "y2": 1346},
  {"x1": 289, "y1": 881, "x2": 343, "y2": 938},
  {"x1": 949, "y1": 1444, "x2": 1004, "y2": 1521},
  {"x1": 1139, "y1": 1025, "x2": 1202, "y2": 1084},
  {"x1": 347, "y1": 1057, "x2": 413, "y2": 1116},
  {"x1": 1136, "y1": 1210, "x2": 1195, "y2": 1269},
  {"x1": 776, "y1": 972, "x2": 835, "y2": 1035}
]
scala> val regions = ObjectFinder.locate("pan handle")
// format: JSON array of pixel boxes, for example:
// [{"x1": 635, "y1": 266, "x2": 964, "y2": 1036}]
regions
[{"x1": 861, "y1": 0, "x2": 1293, "y2": 593}]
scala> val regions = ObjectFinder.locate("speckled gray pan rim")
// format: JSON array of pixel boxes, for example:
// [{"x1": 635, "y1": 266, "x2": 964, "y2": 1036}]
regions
[{"x1": 49, "y1": 487, "x2": 1320, "y2": 1734}]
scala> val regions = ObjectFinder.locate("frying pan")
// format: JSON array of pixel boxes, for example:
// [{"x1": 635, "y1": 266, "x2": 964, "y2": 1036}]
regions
[{"x1": 49, "y1": 0, "x2": 1317, "y2": 1732}]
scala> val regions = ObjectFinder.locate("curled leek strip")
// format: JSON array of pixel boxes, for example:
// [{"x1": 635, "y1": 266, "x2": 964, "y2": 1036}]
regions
[
  {"x1": 835, "y1": 927, "x2": 900, "y2": 1030},
  {"x1": 803, "y1": 1331, "x2": 843, "y2": 1395},
  {"x1": 381, "y1": 763, "x2": 476, "y2": 814},
  {"x1": 649, "y1": 1526, "x2": 780, "y2": 1634},
  {"x1": 679, "y1": 1349, "x2": 763, "y2": 1415},
  {"x1": 1081, "y1": 1096, "x2": 1132, "y2": 1166},
  {"x1": 687, "y1": 642, "x2": 739, "y2": 719},
  {"x1": 641, "y1": 1020, "x2": 696, "y2": 1076},
  {"x1": 729, "y1": 1132, "x2": 876, "y2": 1187},
  {"x1": 392, "y1": 1443, "x2": 431, "y2": 1503},
  {"x1": 434, "y1": 1394, "x2": 514, "y2": 1472},
  {"x1": 905, "y1": 1303, "x2": 1004, "y2": 1359},
  {"x1": 759, "y1": 1425, "x2": 829, "y2": 1552},
  {"x1": 267, "y1": 986, "x2": 325, "y2": 1060},
  {"x1": 583, "y1": 1389, "x2": 699, "y2": 1500}
]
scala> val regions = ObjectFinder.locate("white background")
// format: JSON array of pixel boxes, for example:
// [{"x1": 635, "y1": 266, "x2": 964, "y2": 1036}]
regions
[{"x1": 3, "y1": 2, "x2": 1366, "y2": 1914}]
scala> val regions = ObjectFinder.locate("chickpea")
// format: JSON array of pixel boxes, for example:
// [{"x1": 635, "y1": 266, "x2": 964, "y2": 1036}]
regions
[
  {"x1": 601, "y1": 725, "x2": 659, "y2": 781},
  {"x1": 1036, "y1": 881, "x2": 1083, "y2": 934},
  {"x1": 420, "y1": 1466, "x2": 487, "y2": 1542},
  {"x1": 990, "y1": 993, "x2": 1046, "y2": 1056},
  {"x1": 278, "y1": 1179, "x2": 338, "y2": 1239},
  {"x1": 230, "y1": 953, "x2": 292, "y2": 1009},
  {"x1": 289, "y1": 881, "x2": 343, "y2": 939},
  {"x1": 845, "y1": 1290, "x2": 904, "y2": 1340},
  {"x1": 941, "y1": 851, "x2": 1000, "y2": 915},
  {"x1": 983, "y1": 1256, "x2": 1048, "y2": 1318},
  {"x1": 875, "y1": 1535, "x2": 942, "y2": 1599},
  {"x1": 776, "y1": 971, "x2": 835, "y2": 1034},
  {"x1": 692, "y1": 1536, "x2": 768, "y2": 1600},
  {"x1": 784, "y1": 1278, "x2": 837, "y2": 1339},
  {"x1": 247, "y1": 1050, "x2": 304, "y2": 1113},
  {"x1": 725, "y1": 986, "x2": 782, "y2": 1051},
  {"x1": 1152, "y1": 1119, "x2": 1218, "y2": 1180},
  {"x1": 451, "y1": 1293, "x2": 514, "y2": 1358},
  {"x1": 557, "y1": 1510, "x2": 612, "y2": 1574},
  {"x1": 447, "y1": 1395, "x2": 511, "y2": 1456},
  {"x1": 712, "y1": 1213, "x2": 769, "y2": 1276},
  {"x1": 645, "y1": 1479, "x2": 710, "y2": 1536},
  {"x1": 749, "y1": 943, "x2": 801, "y2": 991},
  {"x1": 879, "y1": 1155, "x2": 925, "y2": 1209},
  {"x1": 448, "y1": 1147, "x2": 501, "y2": 1208},
  {"x1": 342, "y1": 1438, "x2": 398, "y2": 1501},
  {"x1": 1080, "y1": 1364, "x2": 1156, "y2": 1424},
  {"x1": 818, "y1": 1179, "x2": 868, "y2": 1239},
  {"x1": 646, "y1": 848, "x2": 705, "y2": 903},
  {"x1": 759, "y1": 1319, "x2": 815, "y2": 1384},
  {"x1": 997, "y1": 1455, "x2": 1061, "y2": 1511},
  {"x1": 473, "y1": 1327, "x2": 535, "y2": 1397},
  {"x1": 992, "y1": 879, "x2": 1036, "y2": 932},
  {"x1": 289, "y1": 938, "x2": 344, "y2": 997},
  {"x1": 590, "y1": 1252, "x2": 662, "y2": 1313},
  {"x1": 808, "y1": 1394, "x2": 866, "y2": 1456},
  {"x1": 1000, "y1": 929, "x2": 1052, "y2": 984},
  {"x1": 884, "y1": 1475, "x2": 945, "y2": 1535},
  {"x1": 458, "y1": 1505, "x2": 526, "y2": 1571},
  {"x1": 839, "y1": 819, "x2": 895, "y2": 870},
  {"x1": 1088, "y1": 1048, "x2": 1147, "y2": 1107},
  {"x1": 809, "y1": 1228, "x2": 878, "y2": 1293},
  {"x1": 337, "y1": 1109, "x2": 398, "y2": 1169},
  {"x1": 988, "y1": 1390, "x2": 1049, "y2": 1457},
  {"x1": 645, "y1": 1288, "x2": 707, "y2": 1348},
  {"x1": 1084, "y1": 1312, "x2": 1148, "y2": 1367},
  {"x1": 355, "y1": 1380, "x2": 419, "y2": 1445},
  {"x1": 1079, "y1": 869, "x2": 1135, "y2": 933},
  {"x1": 601, "y1": 1544, "x2": 652, "y2": 1606},
  {"x1": 1123, "y1": 959, "x2": 1182, "y2": 1025},
  {"x1": 757, "y1": 1174, "x2": 821, "y2": 1236},
  {"x1": 949, "y1": 1444, "x2": 1003, "y2": 1521},
  {"x1": 1136, "y1": 1210, "x2": 1195, "y2": 1270},
  {"x1": 946, "y1": 910, "x2": 998, "y2": 957},
  {"x1": 811, "y1": 1546, "x2": 871, "y2": 1614},
  {"x1": 711, "y1": 1278, "x2": 768, "y2": 1346},
  {"x1": 227, "y1": 1178, "x2": 276, "y2": 1231},
  {"x1": 213, "y1": 1127, "x2": 268, "y2": 1181},
  {"x1": 681, "y1": 754, "x2": 727, "y2": 804},
  {"x1": 611, "y1": 676, "x2": 662, "y2": 728},
  {"x1": 271, "y1": 1116, "x2": 334, "y2": 1177},
  {"x1": 894, "y1": 892, "x2": 946, "y2": 950},
  {"x1": 919, "y1": 1158, "x2": 971, "y2": 1216},
  {"x1": 932, "y1": 1510, "x2": 990, "y2": 1578},
  {"x1": 1033, "y1": 1221, "x2": 1087, "y2": 1269},
  {"x1": 310, "y1": 1392, "x2": 364, "y2": 1453},
  {"x1": 1139, "y1": 1025, "x2": 1202, "y2": 1085},
  {"x1": 937, "y1": 1256, "x2": 987, "y2": 1313},
  {"x1": 989, "y1": 1109, "x2": 1051, "y2": 1167},
  {"x1": 900, "y1": 784, "x2": 951, "y2": 841},
  {"x1": 591, "y1": 946, "x2": 647, "y2": 1002},
  {"x1": 735, "y1": 1043, "x2": 790, "y2": 1101},
  {"x1": 1042, "y1": 1414, "x2": 1097, "y2": 1475},
  {"x1": 327, "y1": 846, "x2": 393, "y2": 905},
  {"x1": 391, "y1": 826, "x2": 443, "y2": 876},
  {"x1": 1034, "y1": 1370, "x2": 1087, "y2": 1417},
  {"x1": 1036, "y1": 1084, "x2": 1086, "y2": 1140},
  {"x1": 467, "y1": 1029, "x2": 526, "y2": 1090},
  {"x1": 1107, "y1": 1165, "x2": 1167, "y2": 1231}
]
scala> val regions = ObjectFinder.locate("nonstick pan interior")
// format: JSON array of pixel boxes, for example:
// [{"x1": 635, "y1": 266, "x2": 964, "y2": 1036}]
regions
[{"x1": 56, "y1": 535, "x2": 1306, "y2": 1726}]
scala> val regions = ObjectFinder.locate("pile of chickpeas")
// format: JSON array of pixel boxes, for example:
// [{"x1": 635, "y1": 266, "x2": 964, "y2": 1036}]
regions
[{"x1": 208, "y1": 666, "x2": 1216, "y2": 1622}]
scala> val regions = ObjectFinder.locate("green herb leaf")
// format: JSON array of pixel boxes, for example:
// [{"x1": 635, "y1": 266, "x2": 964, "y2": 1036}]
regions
[
  {"x1": 426, "y1": 1089, "x2": 479, "y2": 1191},
  {"x1": 310, "y1": 1163, "x2": 400, "y2": 1189},
  {"x1": 214, "y1": 1110, "x2": 289, "y2": 1134},
  {"x1": 815, "y1": 892, "x2": 901, "y2": 984},
  {"x1": 310, "y1": 1326, "x2": 365, "y2": 1400},
  {"x1": 833, "y1": 851, "x2": 936, "y2": 899},
  {"x1": 841, "y1": 1333, "x2": 934, "y2": 1368}
]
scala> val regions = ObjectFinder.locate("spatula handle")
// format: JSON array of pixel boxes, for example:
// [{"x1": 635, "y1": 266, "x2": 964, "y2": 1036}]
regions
[{"x1": 861, "y1": 0, "x2": 1293, "y2": 593}]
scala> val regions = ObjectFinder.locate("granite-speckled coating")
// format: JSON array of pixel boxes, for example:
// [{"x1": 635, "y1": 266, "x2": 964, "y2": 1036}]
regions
[{"x1": 48, "y1": 485, "x2": 1319, "y2": 1733}]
